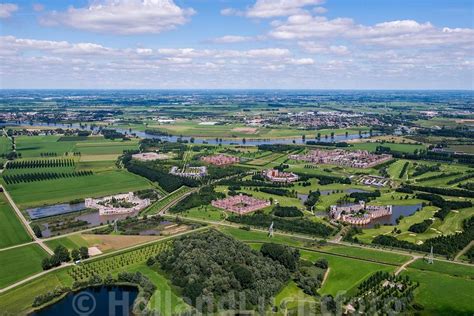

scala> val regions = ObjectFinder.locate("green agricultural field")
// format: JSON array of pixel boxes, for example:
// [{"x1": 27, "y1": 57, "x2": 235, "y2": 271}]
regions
[
  {"x1": 402, "y1": 268, "x2": 474, "y2": 315},
  {"x1": 299, "y1": 250, "x2": 396, "y2": 296},
  {"x1": 15, "y1": 136, "x2": 75, "y2": 158},
  {"x1": 0, "y1": 192, "x2": 31, "y2": 248},
  {"x1": 0, "y1": 136, "x2": 12, "y2": 156},
  {"x1": 0, "y1": 244, "x2": 49, "y2": 288},
  {"x1": 15, "y1": 135, "x2": 139, "y2": 159},
  {"x1": 5, "y1": 168, "x2": 155, "y2": 209}
]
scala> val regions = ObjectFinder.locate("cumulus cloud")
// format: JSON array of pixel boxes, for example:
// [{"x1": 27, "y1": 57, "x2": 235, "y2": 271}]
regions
[
  {"x1": 270, "y1": 14, "x2": 474, "y2": 49},
  {"x1": 0, "y1": 3, "x2": 18, "y2": 18},
  {"x1": 222, "y1": 0, "x2": 325, "y2": 18},
  {"x1": 41, "y1": 0, "x2": 195, "y2": 35}
]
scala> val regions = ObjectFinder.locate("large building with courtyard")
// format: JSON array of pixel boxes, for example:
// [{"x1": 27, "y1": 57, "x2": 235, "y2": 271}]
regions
[
  {"x1": 212, "y1": 194, "x2": 270, "y2": 215},
  {"x1": 201, "y1": 154, "x2": 240, "y2": 166},
  {"x1": 263, "y1": 169, "x2": 299, "y2": 183},
  {"x1": 329, "y1": 201, "x2": 392, "y2": 225}
]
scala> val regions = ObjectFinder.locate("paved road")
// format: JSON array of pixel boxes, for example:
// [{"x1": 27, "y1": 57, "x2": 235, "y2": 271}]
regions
[{"x1": 1, "y1": 185, "x2": 54, "y2": 255}]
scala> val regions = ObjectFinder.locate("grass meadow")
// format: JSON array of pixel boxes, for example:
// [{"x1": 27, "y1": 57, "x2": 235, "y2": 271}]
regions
[{"x1": 0, "y1": 193, "x2": 31, "y2": 248}]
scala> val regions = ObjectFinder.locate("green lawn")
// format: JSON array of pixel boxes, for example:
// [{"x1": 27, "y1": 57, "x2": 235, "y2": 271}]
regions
[
  {"x1": 273, "y1": 280, "x2": 319, "y2": 314},
  {"x1": 6, "y1": 169, "x2": 154, "y2": 209},
  {"x1": 0, "y1": 193, "x2": 31, "y2": 248},
  {"x1": 321, "y1": 244, "x2": 410, "y2": 265},
  {"x1": 409, "y1": 259, "x2": 474, "y2": 279},
  {"x1": 219, "y1": 226, "x2": 306, "y2": 247},
  {"x1": 0, "y1": 244, "x2": 49, "y2": 288},
  {"x1": 299, "y1": 250, "x2": 395, "y2": 296},
  {"x1": 402, "y1": 268, "x2": 474, "y2": 315}
]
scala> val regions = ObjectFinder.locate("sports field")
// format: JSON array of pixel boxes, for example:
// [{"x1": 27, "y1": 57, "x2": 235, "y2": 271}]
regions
[
  {"x1": 0, "y1": 244, "x2": 49, "y2": 288},
  {"x1": 0, "y1": 192, "x2": 31, "y2": 248}
]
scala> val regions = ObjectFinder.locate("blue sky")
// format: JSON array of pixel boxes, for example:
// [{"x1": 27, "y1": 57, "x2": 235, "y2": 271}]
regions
[{"x1": 0, "y1": 0, "x2": 473, "y2": 89}]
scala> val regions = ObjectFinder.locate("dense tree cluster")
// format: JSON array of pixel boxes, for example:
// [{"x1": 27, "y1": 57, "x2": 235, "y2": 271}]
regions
[
  {"x1": 412, "y1": 164, "x2": 440, "y2": 177},
  {"x1": 349, "y1": 190, "x2": 381, "y2": 202},
  {"x1": 260, "y1": 243, "x2": 300, "y2": 271},
  {"x1": 42, "y1": 245, "x2": 89, "y2": 270},
  {"x1": 125, "y1": 161, "x2": 199, "y2": 192},
  {"x1": 3, "y1": 170, "x2": 93, "y2": 185},
  {"x1": 297, "y1": 172, "x2": 351, "y2": 185},
  {"x1": 6, "y1": 159, "x2": 75, "y2": 169},
  {"x1": 272, "y1": 205, "x2": 304, "y2": 217},
  {"x1": 447, "y1": 173, "x2": 474, "y2": 185},
  {"x1": 459, "y1": 182, "x2": 474, "y2": 191},
  {"x1": 304, "y1": 190, "x2": 321, "y2": 210},
  {"x1": 157, "y1": 230, "x2": 290, "y2": 310},
  {"x1": 169, "y1": 186, "x2": 224, "y2": 213},
  {"x1": 227, "y1": 212, "x2": 334, "y2": 237},
  {"x1": 408, "y1": 219, "x2": 433, "y2": 233},
  {"x1": 399, "y1": 162, "x2": 409, "y2": 178},
  {"x1": 259, "y1": 187, "x2": 294, "y2": 197}
]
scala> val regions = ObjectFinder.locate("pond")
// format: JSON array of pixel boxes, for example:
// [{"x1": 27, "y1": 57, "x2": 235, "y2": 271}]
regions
[
  {"x1": 30, "y1": 286, "x2": 139, "y2": 316},
  {"x1": 361, "y1": 203, "x2": 423, "y2": 228}
]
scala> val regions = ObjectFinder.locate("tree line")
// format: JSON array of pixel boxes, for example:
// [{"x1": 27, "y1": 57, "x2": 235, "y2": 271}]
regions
[
  {"x1": 228, "y1": 212, "x2": 334, "y2": 237},
  {"x1": 3, "y1": 170, "x2": 93, "y2": 185},
  {"x1": 6, "y1": 158, "x2": 75, "y2": 169}
]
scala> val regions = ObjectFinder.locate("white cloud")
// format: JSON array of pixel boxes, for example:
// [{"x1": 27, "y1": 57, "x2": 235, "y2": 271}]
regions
[
  {"x1": 313, "y1": 6, "x2": 327, "y2": 14},
  {"x1": 0, "y1": 3, "x2": 18, "y2": 18},
  {"x1": 222, "y1": 0, "x2": 325, "y2": 18},
  {"x1": 287, "y1": 57, "x2": 314, "y2": 65},
  {"x1": 270, "y1": 14, "x2": 474, "y2": 49},
  {"x1": 299, "y1": 42, "x2": 350, "y2": 55},
  {"x1": 41, "y1": 0, "x2": 195, "y2": 35},
  {"x1": 210, "y1": 35, "x2": 254, "y2": 44}
]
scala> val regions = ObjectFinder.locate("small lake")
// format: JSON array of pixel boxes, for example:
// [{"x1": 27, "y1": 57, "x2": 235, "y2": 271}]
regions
[
  {"x1": 27, "y1": 203, "x2": 87, "y2": 220},
  {"x1": 361, "y1": 203, "x2": 423, "y2": 228},
  {"x1": 30, "y1": 286, "x2": 138, "y2": 316}
]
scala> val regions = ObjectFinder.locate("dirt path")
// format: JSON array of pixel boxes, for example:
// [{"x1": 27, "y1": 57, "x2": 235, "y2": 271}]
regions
[
  {"x1": 455, "y1": 240, "x2": 473, "y2": 261},
  {"x1": 395, "y1": 256, "x2": 420, "y2": 275}
]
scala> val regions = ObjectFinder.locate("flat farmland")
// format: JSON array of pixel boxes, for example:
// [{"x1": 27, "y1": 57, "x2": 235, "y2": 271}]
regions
[
  {"x1": 15, "y1": 135, "x2": 139, "y2": 159},
  {"x1": 0, "y1": 244, "x2": 49, "y2": 288},
  {"x1": 6, "y1": 169, "x2": 155, "y2": 209},
  {"x1": 0, "y1": 192, "x2": 31, "y2": 248}
]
